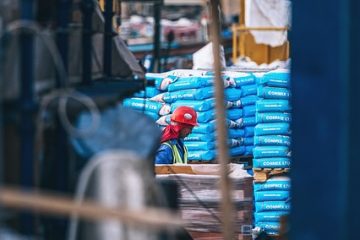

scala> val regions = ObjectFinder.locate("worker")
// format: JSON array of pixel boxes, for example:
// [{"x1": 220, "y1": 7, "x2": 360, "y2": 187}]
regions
[{"x1": 155, "y1": 106, "x2": 198, "y2": 164}]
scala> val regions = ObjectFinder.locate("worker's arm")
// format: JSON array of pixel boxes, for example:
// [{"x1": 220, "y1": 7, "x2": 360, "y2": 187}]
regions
[{"x1": 155, "y1": 144, "x2": 173, "y2": 164}]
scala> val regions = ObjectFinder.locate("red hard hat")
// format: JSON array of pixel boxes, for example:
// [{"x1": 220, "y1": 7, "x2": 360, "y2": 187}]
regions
[{"x1": 171, "y1": 106, "x2": 198, "y2": 126}]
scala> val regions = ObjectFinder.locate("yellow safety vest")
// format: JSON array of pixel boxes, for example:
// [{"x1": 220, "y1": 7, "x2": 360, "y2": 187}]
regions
[{"x1": 163, "y1": 141, "x2": 188, "y2": 164}]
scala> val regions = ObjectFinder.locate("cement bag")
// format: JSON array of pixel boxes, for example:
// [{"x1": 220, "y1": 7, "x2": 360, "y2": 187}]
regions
[
  {"x1": 192, "y1": 121, "x2": 215, "y2": 134},
  {"x1": 254, "y1": 123, "x2": 291, "y2": 136},
  {"x1": 257, "y1": 86, "x2": 290, "y2": 99},
  {"x1": 224, "y1": 88, "x2": 242, "y2": 101},
  {"x1": 255, "y1": 191, "x2": 290, "y2": 202},
  {"x1": 241, "y1": 95, "x2": 259, "y2": 106},
  {"x1": 253, "y1": 157, "x2": 291, "y2": 168},
  {"x1": 123, "y1": 98, "x2": 171, "y2": 115},
  {"x1": 256, "y1": 99, "x2": 291, "y2": 112},
  {"x1": 165, "y1": 69, "x2": 209, "y2": 77},
  {"x1": 145, "y1": 73, "x2": 175, "y2": 91},
  {"x1": 241, "y1": 84, "x2": 257, "y2": 97},
  {"x1": 197, "y1": 110, "x2": 216, "y2": 123},
  {"x1": 230, "y1": 146, "x2": 246, "y2": 156},
  {"x1": 226, "y1": 119, "x2": 241, "y2": 129},
  {"x1": 255, "y1": 212, "x2": 288, "y2": 223},
  {"x1": 245, "y1": 146, "x2": 254, "y2": 155},
  {"x1": 260, "y1": 69, "x2": 290, "y2": 88},
  {"x1": 133, "y1": 87, "x2": 161, "y2": 98},
  {"x1": 185, "y1": 141, "x2": 216, "y2": 151},
  {"x1": 256, "y1": 112, "x2": 291, "y2": 123},
  {"x1": 167, "y1": 76, "x2": 218, "y2": 92},
  {"x1": 228, "y1": 129, "x2": 245, "y2": 138},
  {"x1": 185, "y1": 133, "x2": 215, "y2": 142},
  {"x1": 255, "y1": 201, "x2": 291, "y2": 213},
  {"x1": 222, "y1": 71, "x2": 255, "y2": 87},
  {"x1": 243, "y1": 105, "x2": 256, "y2": 117},
  {"x1": 254, "y1": 177, "x2": 291, "y2": 192},
  {"x1": 244, "y1": 126, "x2": 255, "y2": 137},
  {"x1": 227, "y1": 100, "x2": 242, "y2": 108},
  {"x1": 162, "y1": 86, "x2": 215, "y2": 103},
  {"x1": 229, "y1": 139, "x2": 243, "y2": 147},
  {"x1": 244, "y1": 137, "x2": 254, "y2": 145},
  {"x1": 236, "y1": 117, "x2": 256, "y2": 127},
  {"x1": 188, "y1": 150, "x2": 216, "y2": 161},
  {"x1": 254, "y1": 135, "x2": 291, "y2": 146},
  {"x1": 156, "y1": 115, "x2": 171, "y2": 126},
  {"x1": 227, "y1": 108, "x2": 243, "y2": 120},
  {"x1": 256, "y1": 222, "x2": 281, "y2": 233},
  {"x1": 253, "y1": 146, "x2": 291, "y2": 158},
  {"x1": 171, "y1": 99, "x2": 215, "y2": 112}
]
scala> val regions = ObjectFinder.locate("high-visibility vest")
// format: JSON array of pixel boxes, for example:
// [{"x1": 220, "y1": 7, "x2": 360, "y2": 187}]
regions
[{"x1": 162, "y1": 141, "x2": 188, "y2": 164}]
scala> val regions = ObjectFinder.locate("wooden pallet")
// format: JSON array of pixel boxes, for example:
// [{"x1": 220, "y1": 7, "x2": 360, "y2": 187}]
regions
[{"x1": 253, "y1": 168, "x2": 290, "y2": 182}]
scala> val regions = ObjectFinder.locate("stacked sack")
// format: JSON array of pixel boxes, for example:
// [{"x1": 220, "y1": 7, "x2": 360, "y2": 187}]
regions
[
  {"x1": 153, "y1": 69, "x2": 248, "y2": 161},
  {"x1": 253, "y1": 68, "x2": 292, "y2": 236},
  {"x1": 122, "y1": 73, "x2": 172, "y2": 122},
  {"x1": 223, "y1": 71, "x2": 259, "y2": 156},
  {"x1": 254, "y1": 176, "x2": 291, "y2": 236}
]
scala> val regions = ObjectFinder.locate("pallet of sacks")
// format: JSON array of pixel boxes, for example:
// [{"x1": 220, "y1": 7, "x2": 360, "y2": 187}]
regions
[
  {"x1": 252, "y1": 69, "x2": 291, "y2": 237},
  {"x1": 155, "y1": 164, "x2": 253, "y2": 240}
]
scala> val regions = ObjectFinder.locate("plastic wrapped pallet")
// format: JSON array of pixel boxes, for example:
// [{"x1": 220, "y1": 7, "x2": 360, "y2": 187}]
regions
[{"x1": 155, "y1": 164, "x2": 253, "y2": 239}]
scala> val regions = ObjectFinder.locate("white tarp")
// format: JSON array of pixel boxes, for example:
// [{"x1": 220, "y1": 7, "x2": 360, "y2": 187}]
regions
[{"x1": 245, "y1": 0, "x2": 291, "y2": 47}]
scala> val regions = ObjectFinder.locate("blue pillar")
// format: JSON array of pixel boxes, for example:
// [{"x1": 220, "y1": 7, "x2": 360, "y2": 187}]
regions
[{"x1": 290, "y1": 0, "x2": 360, "y2": 239}]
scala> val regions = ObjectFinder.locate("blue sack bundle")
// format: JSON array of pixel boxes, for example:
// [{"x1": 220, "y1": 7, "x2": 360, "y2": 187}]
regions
[
  {"x1": 224, "y1": 88, "x2": 242, "y2": 101},
  {"x1": 243, "y1": 105, "x2": 256, "y2": 117},
  {"x1": 185, "y1": 133, "x2": 216, "y2": 142},
  {"x1": 236, "y1": 117, "x2": 256, "y2": 127},
  {"x1": 255, "y1": 201, "x2": 291, "y2": 213},
  {"x1": 162, "y1": 86, "x2": 214, "y2": 103},
  {"x1": 255, "y1": 212, "x2": 288, "y2": 223},
  {"x1": 227, "y1": 108, "x2": 243, "y2": 120},
  {"x1": 253, "y1": 146, "x2": 291, "y2": 158},
  {"x1": 254, "y1": 135, "x2": 291, "y2": 146},
  {"x1": 254, "y1": 191, "x2": 290, "y2": 202},
  {"x1": 259, "y1": 69, "x2": 290, "y2": 88},
  {"x1": 240, "y1": 95, "x2": 259, "y2": 106},
  {"x1": 123, "y1": 98, "x2": 171, "y2": 115},
  {"x1": 192, "y1": 121, "x2": 216, "y2": 134},
  {"x1": 228, "y1": 129, "x2": 245, "y2": 138},
  {"x1": 171, "y1": 99, "x2": 215, "y2": 112},
  {"x1": 254, "y1": 123, "x2": 291, "y2": 136},
  {"x1": 257, "y1": 86, "x2": 290, "y2": 99},
  {"x1": 256, "y1": 112, "x2": 291, "y2": 123},
  {"x1": 168, "y1": 76, "x2": 216, "y2": 92},
  {"x1": 241, "y1": 84, "x2": 257, "y2": 97},
  {"x1": 185, "y1": 141, "x2": 216, "y2": 151},
  {"x1": 256, "y1": 99, "x2": 291, "y2": 113},
  {"x1": 253, "y1": 157, "x2": 291, "y2": 168},
  {"x1": 188, "y1": 150, "x2": 216, "y2": 161},
  {"x1": 254, "y1": 177, "x2": 291, "y2": 192}
]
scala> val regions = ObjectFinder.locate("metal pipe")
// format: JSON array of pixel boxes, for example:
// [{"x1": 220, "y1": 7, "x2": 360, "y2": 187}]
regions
[
  {"x1": 103, "y1": 0, "x2": 113, "y2": 77},
  {"x1": 209, "y1": 0, "x2": 235, "y2": 239},
  {"x1": 81, "y1": 0, "x2": 94, "y2": 84}
]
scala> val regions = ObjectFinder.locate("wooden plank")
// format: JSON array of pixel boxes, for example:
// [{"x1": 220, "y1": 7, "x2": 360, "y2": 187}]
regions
[{"x1": 155, "y1": 165, "x2": 197, "y2": 174}]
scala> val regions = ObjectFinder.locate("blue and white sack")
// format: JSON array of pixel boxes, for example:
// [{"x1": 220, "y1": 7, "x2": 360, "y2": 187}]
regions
[
  {"x1": 228, "y1": 129, "x2": 245, "y2": 138},
  {"x1": 197, "y1": 110, "x2": 216, "y2": 123},
  {"x1": 192, "y1": 121, "x2": 216, "y2": 134},
  {"x1": 224, "y1": 88, "x2": 242, "y2": 101},
  {"x1": 230, "y1": 146, "x2": 246, "y2": 156},
  {"x1": 254, "y1": 135, "x2": 291, "y2": 146},
  {"x1": 256, "y1": 222, "x2": 281, "y2": 233},
  {"x1": 123, "y1": 98, "x2": 171, "y2": 115},
  {"x1": 227, "y1": 109, "x2": 243, "y2": 120},
  {"x1": 171, "y1": 99, "x2": 215, "y2": 112},
  {"x1": 257, "y1": 86, "x2": 290, "y2": 100},
  {"x1": 255, "y1": 201, "x2": 291, "y2": 213},
  {"x1": 245, "y1": 146, "x2": 254, "y2": 155},
  {"x1": 244, "y1": 126, "x2": 255, "y2": 137},
  {"x1": 253, "y1": 146, "x2": 291, "y2": 158},
  {"x1": 185, "y1": 133, "x2": 216, "y2": 142},
  {"x1": 256, "y1": 112, "x2": 291, "y2": 123},
  {"x1": 254, "y1": 123, "x2": 291, "y2": 136},
  {"x1": 254, "y1": 177, "x2": 291, "y2": 192},
  {"x1": 236, "y1": 117, "x2": 256, "y2": 127},
  {"x1": 185, "y1": 141, "x2": 216, "y2": 151},
  {"x1": 254, "y1": 191, "x2": 290, "y2": 202},
  {"x1": 222, "y1": 71, "x2": 255, "y2": 87},
  {"x1": 188, "y1": 150, "x2": 216, "y2": 161},
  {"x1": 241, "y1": 84, "x2": 257, "y2": 97},
  {"x1": 244, "y1": 137, "x2": 254, "y2": 145},
  {"x1": 163, "y1": 86, "x2": 215, "y2": 102},
  {"x1": 256, "y1": 99, "x2": 291, "y2": 112},
  {"x1": 253, "y1": 157, "x2": 291, "y2": 168},
  {"x1": 168, "y1": 76, "x2": 219, "y2": 92},
  {"x1": 243, "y1": 105, "x2": 256, "y2": 117},
  {"x1": 259, "y1": 69, "x2": 290, "y2": 88},
  {"x1": 255, "y1": 212, "x2": 288, "y2": 223},
  {"x1": 240, "y1": 95, "x2": 258, "y2": 106}
]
